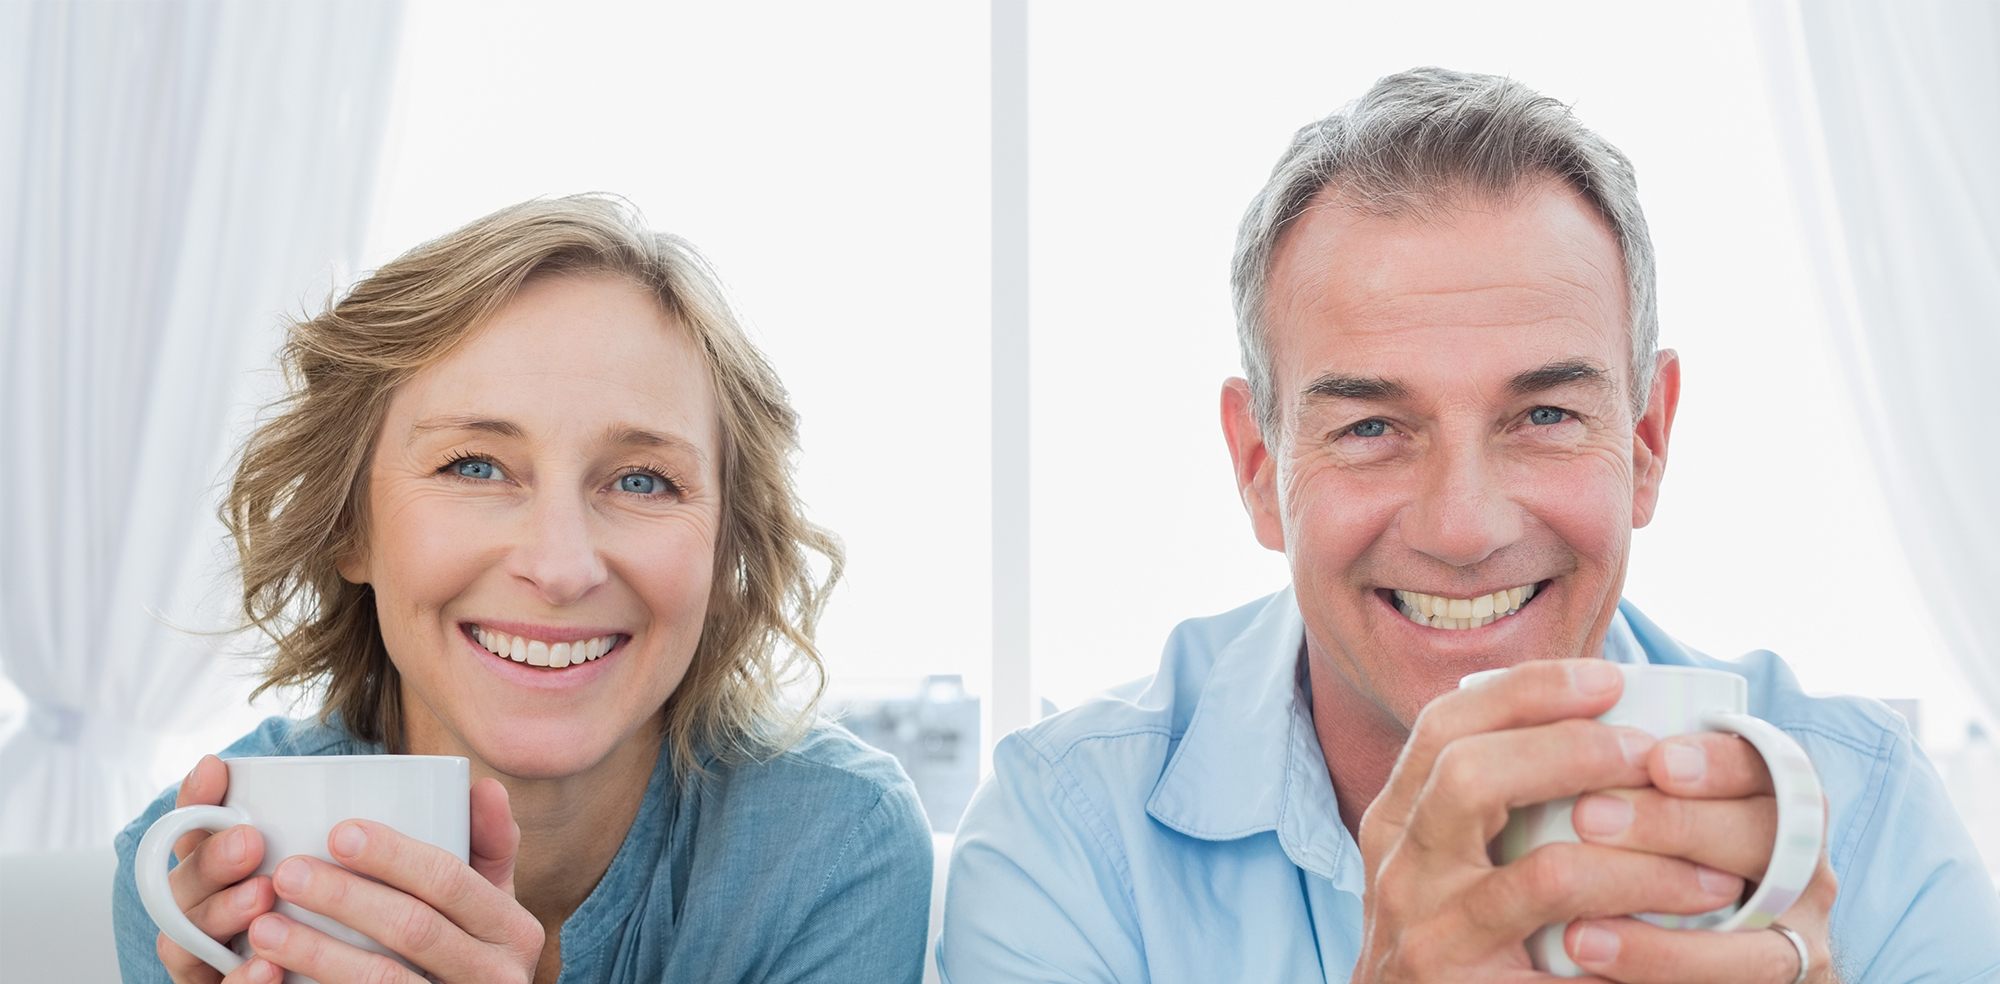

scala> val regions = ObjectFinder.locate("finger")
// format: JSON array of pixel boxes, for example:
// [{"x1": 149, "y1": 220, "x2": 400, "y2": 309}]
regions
[
  {"x1": 273, "y1": 856, "x2": 488, "y2": 975},
  {"x1": 173, "y1": 755, "x2": 231, "y2": 861},
  {"x1": 1564, "y1": 916, "x2": 1822, "y2": 983},
  {"x1": 1573, "y1": 788, "x2": 1778, "y2": 879},
  {"x1": 1370, "y1": 659, "x2": 1626, "y2": 847},
  {"x1": 327, "y1": 820, "x2": 540, "y2": 955},
  {"x1": 156, "y1": 931, "x2": 223, "y2": 984},
  {"x1": 1650, "y1": 732, "x2": 1774, "y2": 799},
  {"x1": 1406, "y1": 719, "x2": 1655, "y2": 858},
  {"x1": 219, "y1": 956, "x2": 284, "y2": 984},
  {"x1": 169, "y1": 825, "x2": 266, "y2": 911},
  {"x1": 1459, "y1": 842, "x2": 1744, "y2": 946},
  {"x1": 248, "y1": 912, "x2": 423, "y2": 984},
  {"x1": 468, "y1": 778, "x2": 520, "y2": 894},
  {"x1": 183, "y1": 875, "x2": 277, "y2": 950}
]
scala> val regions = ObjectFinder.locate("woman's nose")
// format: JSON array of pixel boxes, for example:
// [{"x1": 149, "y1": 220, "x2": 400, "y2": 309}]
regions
[{"x1": 504, "y1": 493, "x2": 609, "y2": 606}]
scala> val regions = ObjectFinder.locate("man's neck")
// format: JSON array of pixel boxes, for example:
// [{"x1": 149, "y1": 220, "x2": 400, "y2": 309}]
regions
[{"x1": 1305, "y1": 659, "x2": 1412, "y2": 839}]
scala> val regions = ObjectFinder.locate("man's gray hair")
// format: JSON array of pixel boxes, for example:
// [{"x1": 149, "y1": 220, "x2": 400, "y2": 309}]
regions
[{"x1": 1230, "y1": 67, "x2": 1658, "y2": 433}]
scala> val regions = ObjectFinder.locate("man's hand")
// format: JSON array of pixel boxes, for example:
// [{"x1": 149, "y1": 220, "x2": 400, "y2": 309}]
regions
[
  {"x1": 1563, "y1": 731, "x2": 1840, "y2": 982},
  {"x1": 1352, "y1": 660, "x2": 1749, "y2": 982}
]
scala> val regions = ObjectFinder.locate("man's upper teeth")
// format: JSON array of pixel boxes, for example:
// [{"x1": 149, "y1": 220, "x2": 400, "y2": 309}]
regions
[
  {"x1": 1392, "y1": 584, "x2": 1537, "y2": 629},
  {"x1": 471, "y1": 627, "x2": 617, "y2": 667}
]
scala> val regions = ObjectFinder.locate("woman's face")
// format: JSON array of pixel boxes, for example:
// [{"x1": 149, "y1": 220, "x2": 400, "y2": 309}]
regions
[{"x1": 340, "y1": 272, "x2": 722, "y2": 780}]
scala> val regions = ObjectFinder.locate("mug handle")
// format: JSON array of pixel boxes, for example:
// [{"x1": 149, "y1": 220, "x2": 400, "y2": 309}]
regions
[
  {"x1": 1697, "y1": 712, "x2": 1825, "y2": 931},
  {"x1": 134, "y1": 804, "x2": 254, "y2": 973}
]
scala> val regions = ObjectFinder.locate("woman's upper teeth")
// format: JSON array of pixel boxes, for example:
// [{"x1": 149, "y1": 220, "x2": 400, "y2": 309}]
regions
[
  {"x1": 470, "y1": 626, "x2": 618, "y2": 667},
  {"x1": 1392, "y1": 584, "x2": 1538, "y2": 629}
]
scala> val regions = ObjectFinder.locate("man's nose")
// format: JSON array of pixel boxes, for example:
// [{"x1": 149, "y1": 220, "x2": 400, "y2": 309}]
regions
[
  {"x1": 504, "y1": 492, "x2": 609, "y2": 607},
  {"x1": 1401, "y1": 444, "x2": 1523, "y2": 568}
]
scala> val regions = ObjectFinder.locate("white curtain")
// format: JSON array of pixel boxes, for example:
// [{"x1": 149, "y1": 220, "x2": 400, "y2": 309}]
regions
[
  {"x1": 1751, "y1": 1, "x2": 2000, "y2": 734},
  {"x1": 0, "y1": 0, "x2": 403, "y2": 852}
]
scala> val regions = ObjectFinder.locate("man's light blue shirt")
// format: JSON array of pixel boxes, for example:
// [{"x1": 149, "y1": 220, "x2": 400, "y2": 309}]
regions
[{"x1": 939, "y1": 588, "x2": 2000, "y2": 982}]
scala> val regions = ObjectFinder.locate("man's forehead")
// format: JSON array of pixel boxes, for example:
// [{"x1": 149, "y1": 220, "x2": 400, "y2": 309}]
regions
[{"x1": 1265, "y1": 180, "x2": 1631, "y2": 393}]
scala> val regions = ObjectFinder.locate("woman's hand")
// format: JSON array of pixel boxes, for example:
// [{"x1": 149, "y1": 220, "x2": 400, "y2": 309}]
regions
[
  {"x1": 158, "y1": 755, "x2": 279, "y2": 984},
  {"x1": 243, "y1": 778, "x2": 546, "y2": 983}
]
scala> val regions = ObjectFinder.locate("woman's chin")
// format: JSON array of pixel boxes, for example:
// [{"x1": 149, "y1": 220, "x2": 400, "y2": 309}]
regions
[{"x1": 458, "y1": 723, "x2": 624, "y2": 781}]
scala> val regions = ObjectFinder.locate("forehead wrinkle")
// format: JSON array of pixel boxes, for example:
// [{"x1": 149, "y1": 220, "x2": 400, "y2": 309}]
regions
[{"x1": 407, "y1": 414, "x2": 522, "y2": 443}]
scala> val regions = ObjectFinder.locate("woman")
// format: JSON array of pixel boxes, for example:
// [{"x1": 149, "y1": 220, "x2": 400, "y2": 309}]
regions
[{"x1": 111, "y1": 196, "x2": 933, "y2": 983}]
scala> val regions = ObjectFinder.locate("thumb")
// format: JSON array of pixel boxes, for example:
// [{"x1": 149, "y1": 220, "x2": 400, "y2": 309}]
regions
[{"x1": 468, "y1": 777, "x2": 520, "y2": 895}]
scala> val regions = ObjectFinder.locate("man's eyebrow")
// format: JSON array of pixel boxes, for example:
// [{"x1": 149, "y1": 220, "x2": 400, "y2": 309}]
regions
[
  {"x1": 1508, "y1": 359, "x2": 1614, "y2": 396},
  {"x1": 1302, "y1": 373, "x2": 1409, "y2": 403}
]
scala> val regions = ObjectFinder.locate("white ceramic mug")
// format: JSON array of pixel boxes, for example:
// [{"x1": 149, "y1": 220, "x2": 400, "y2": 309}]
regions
[
  {"x1": 1459, "y1": 663, "x2": 1824, "y2": 976},
  {"x1": 135, "y1": 755, "x2": 470, "y2": 983}
]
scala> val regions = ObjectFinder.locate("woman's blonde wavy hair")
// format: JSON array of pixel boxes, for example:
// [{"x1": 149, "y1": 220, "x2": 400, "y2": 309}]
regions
[{"x1": 228, "y1": 195, "x2": 842, "y2": 776}]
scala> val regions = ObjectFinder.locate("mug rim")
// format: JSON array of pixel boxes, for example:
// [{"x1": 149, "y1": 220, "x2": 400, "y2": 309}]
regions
[
  {"x1": 1460, "y1": 661, "x2": 1746, "y2": 689},
  {"x1": 221, "y1": 754, "x2": 467, "y2": 766}
]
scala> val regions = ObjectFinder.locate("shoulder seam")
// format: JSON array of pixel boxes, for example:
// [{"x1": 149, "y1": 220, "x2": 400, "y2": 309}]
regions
[
  {"x1": 806, "y1": 785, "x2": 891, "y2": 913},
  {"x1": 1020, "y1": 736, "x2": 1143, "y2": 921}
]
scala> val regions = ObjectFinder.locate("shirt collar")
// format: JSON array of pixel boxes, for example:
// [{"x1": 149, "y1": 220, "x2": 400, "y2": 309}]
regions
[
  {"x1": 1144, "y1": 587, "x2": 1647, "y2": 892},
  {"x1": 1146, "y1": 586, "x2": 1360, "y2": 890}
]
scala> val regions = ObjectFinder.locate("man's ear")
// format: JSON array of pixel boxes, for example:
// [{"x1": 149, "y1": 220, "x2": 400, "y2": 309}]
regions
[
  {"x1": 1631, "y1": 348, "x2": 1681, "y2": 529},
  {"x1": 1221, "y1": 378, "x2": 1286, "y2": 552}
]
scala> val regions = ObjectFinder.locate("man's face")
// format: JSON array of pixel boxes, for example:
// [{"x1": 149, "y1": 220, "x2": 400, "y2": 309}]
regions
[{"x1": 1223, "y1": 178, "x2": 1679, "y2": 733}]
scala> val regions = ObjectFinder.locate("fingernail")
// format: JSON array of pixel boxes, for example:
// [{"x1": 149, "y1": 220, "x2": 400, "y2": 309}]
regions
[
  {"x1": 274, "y1": 858, "x2": 310, "y2": 895},
  {"x1": 1697, "y1": 865, "x2": 1742, "y2": 898},
  {"x1": 1664, "y1": 742, "x2": 1707, "y2": 783},
  {"x1": 1572, "y1": 794, "x2": 1633, "y2": 837},
  {"x1": 1571, "y1": 659, "x2": 1621, "y2": 695},
  {"x1": 250, "y1": 914, "x2": 289, "y2": 948},
  {"x1": 246, "y1": 958, "x2": 279, "y2": 984},
  {"x1": 1616, "y1": 729, "x2": 1656, "y2": 767},
  {"x1": 234, "y1": 877, "x2": 264, "y2": 909},
  {"x1": 332, "y1": 821, "x2": 366, "y2": 858},
  {"x1": 1573, "y1": 922, "x2": 1620, "y2": 963},
  {"x1": 220, "y1": 828, "x2": 246, "y2": 864}
]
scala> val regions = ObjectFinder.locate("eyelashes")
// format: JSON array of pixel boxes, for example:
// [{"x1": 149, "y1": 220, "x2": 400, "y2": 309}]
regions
[{"x1": 433, "y1": 450, "x2": 688, "y2": 499}]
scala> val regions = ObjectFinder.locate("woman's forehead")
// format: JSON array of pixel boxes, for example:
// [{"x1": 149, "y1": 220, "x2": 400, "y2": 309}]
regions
[{"x1": 384, "y1": 273, "x2": 721, "y2": 455}]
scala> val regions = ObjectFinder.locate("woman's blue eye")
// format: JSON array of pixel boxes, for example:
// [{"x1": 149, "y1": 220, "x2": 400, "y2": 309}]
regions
[
  {"x1": 453, "y1": 458, "x2": 499, "y2": 480},
  {"x1": 1349, "y1": 419, "x2": 1390, "y2": 439},
  {"x1": 1528, "y1": 407, "x2": 1569, "y2": 426},
  {"x1": 619, "y1": 473, "x2": 665, "y2": 495}
]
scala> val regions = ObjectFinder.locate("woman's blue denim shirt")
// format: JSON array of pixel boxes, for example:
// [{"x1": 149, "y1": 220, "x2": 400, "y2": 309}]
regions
[{"x1": 113, "y1": 715, "x2": 933, "y2": 983}]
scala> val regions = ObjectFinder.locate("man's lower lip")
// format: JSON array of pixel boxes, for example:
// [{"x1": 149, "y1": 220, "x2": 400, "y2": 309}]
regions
[{"x1": 1377, "y1": 581, "x2": 1551, "y2": 631}]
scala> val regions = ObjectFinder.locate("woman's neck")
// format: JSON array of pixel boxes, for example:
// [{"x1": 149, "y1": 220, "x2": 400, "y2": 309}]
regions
[{"x1": 402, "y1": 712, "x2": 665, "y2": 930}]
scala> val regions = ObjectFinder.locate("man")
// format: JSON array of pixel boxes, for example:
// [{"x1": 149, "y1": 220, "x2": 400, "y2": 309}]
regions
[{"x1": 938, "y1": 68, "x2": 2000, "y2": 983}]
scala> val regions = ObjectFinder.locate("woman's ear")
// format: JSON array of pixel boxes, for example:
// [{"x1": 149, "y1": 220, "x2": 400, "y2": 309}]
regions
[{"x1": 335, "y1": 527, "x2": 371, "y2": 585}]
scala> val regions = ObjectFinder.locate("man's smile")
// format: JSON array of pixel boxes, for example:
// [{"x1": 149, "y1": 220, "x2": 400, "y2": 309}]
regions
[{"x1": 1380, "y1": 580, "x2": 1549, "y2": 631}]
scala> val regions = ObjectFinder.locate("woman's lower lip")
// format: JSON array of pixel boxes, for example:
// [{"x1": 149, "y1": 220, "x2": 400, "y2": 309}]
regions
[{"x1": 460, "y1": 627, "x2": 621, "y2": 689}]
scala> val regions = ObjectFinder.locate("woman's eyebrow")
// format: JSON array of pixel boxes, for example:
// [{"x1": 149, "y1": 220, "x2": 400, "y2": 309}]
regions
[
  {"x1": 406, "y1": 415, "x2": 707, "y2": 464},
  {"x1": 604, "y1": 425, "x2": 707, "y2": 465}
]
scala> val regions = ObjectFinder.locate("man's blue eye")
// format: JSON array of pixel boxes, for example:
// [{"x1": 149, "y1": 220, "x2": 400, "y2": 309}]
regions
[
  {"x1": 454, "y1": 458, "x2": 499, "y2": 480},
  {"x1": 1528, "y1": 407, "x2": 1568, "y2": 426},
  {"x1": 1349, "y1": 419, "x2": 1390, "y2": 439},
  {"x1": 620, "y1": 473, "x2": 664, "y2": 495}
]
